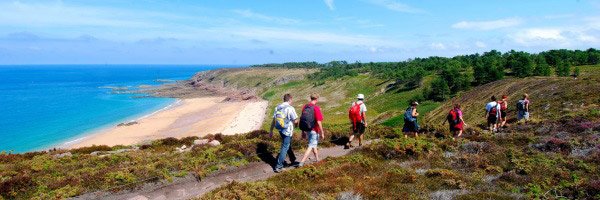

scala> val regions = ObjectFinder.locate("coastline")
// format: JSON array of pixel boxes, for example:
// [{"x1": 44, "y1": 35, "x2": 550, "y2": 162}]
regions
[{"x1": 64, "y1": 96, "x2": 268, "y2": 149}]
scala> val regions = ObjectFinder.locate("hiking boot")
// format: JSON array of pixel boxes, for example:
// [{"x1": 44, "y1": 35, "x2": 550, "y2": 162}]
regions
[
  {"x1": 291, "y1": 161, "x2": 301, "y2": 167},
  {"x1": 296, "y1": 162, "x2": 304, "y2": 168},
  {"x1": 274, "y1": 168, "x2": 283, "y2": 173}
]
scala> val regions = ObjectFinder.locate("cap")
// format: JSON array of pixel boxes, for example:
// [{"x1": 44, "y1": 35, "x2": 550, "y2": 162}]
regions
[{"x1": 357, "y1": 94, "x2": 365, "y2": 99}]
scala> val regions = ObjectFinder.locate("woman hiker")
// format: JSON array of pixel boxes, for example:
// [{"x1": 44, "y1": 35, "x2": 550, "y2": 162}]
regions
[{"x1": 403, "y1": 101, "x2": 420, "y2": 138}]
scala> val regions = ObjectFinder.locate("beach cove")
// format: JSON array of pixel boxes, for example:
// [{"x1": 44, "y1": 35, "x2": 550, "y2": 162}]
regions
[{"x1": 67, "y1": 97, "x2": 268, "y2": 148}]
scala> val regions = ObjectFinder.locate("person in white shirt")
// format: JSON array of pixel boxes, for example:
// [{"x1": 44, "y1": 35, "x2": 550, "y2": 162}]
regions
[
  {"x1": 345, "y1": 94, "x2": 367, "y2": 149},
  {"x1": 270, "y1": 94, "x2": 299, "y2": 173},
  {"x1": 485, "y1": 96, "x2": 501, "y2": 132}
]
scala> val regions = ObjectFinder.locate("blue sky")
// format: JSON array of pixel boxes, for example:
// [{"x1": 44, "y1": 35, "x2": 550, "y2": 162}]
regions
[{"x1": 1, "y1": 0, "x2": 599, "y2": 64}]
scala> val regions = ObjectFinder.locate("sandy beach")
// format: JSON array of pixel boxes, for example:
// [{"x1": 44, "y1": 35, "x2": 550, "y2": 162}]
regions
[{"x1": 67, "y1": 97, "x2": 268, "y2": 148}]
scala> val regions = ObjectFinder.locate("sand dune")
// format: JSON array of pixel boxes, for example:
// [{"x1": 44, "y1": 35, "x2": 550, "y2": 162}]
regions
[{"x1": 67, "y1": 97, "x2": 267, "y2": 148}]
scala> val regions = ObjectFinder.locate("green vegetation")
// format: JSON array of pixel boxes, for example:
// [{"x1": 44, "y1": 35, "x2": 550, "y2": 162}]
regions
[
  {"x1": 205, "y1": 114, "x2": 600, "y2": 199},
  {"x1": 2, "y1": 48, "x2": 600, "y2": 199},
  {"x1": 252, "y1": 48, "x2": 600, "y2": 102}
]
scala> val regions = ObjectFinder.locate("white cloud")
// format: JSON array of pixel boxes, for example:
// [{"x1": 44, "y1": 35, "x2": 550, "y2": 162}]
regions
[
  {"x1": 227, "y1": 27, "x2": 401, "y2": 47},
  {"x1": 509, "y1": 28, "x2": 600, "y2": 47},
  {"x1": 429, "y1": 42, "x2": 446, "y2": 50},
  {"x1": 452, "y1": 18, "x2": 522, "y2": 31},
  {"x1": 324, "y1": 0, "x2": 335, "y2": 10},
  {"x1": 367, "y1": 0, "x2": 426, "y2": 14},
  {"x1": 512, "y1": 28, "x2": 565, "y2": 45},
  {"x1": 232, "y1": 9, "x2": 300, "y2": 25},
  {"x1": 475, "y1": 41, "x2": 487, "y2": 48}
]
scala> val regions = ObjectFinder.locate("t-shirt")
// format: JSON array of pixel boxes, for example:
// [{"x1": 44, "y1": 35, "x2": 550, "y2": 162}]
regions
[
  {"x1": 485, "y1": 101, "x2": 501, "y2": 117},
  {"x1": 273, "y1": 102, "x2": 298, "y2": 136},
  {"x1": 519, "y1": 99, "x2": 530, "y2": 112},
  {"x1": 303, "y1": 102, "x2": 324, "y2": 133},
  {"x1": 351, "y1": 101, "x2": 367, "y2": 122}
]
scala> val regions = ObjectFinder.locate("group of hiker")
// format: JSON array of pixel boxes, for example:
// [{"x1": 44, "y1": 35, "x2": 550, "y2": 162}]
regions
[
  {"x1": 445, "y1": 93, "x2": 531, "y2": 139},
  {"x1": 268, "y1": 93, "x2": 367, "y2": 173},
  {"x1": 269, "y1": 92, "x2": 531, "y2": 172}
]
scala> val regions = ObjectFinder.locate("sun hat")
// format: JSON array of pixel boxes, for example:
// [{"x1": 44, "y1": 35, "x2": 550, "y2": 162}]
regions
[{"x1": 357, "y1": 94, "x2": 365, "y2": 99}]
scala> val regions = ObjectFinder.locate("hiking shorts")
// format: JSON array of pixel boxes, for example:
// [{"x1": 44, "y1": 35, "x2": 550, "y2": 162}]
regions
[
  {"x1": 501, "y1": 111, "x2": 507, "y2": 119},
  {"x1": 518, "y1": 111, "x2": 529, "y2": 120},
  {"x1": 352, "y1": 122, "x2": 366, "y2": 135},
  {"x1": 487, "y1": 115, "x2": 498, "y2": 125},
  {"x1": 308, "y1": 131, "x2": 319, "y2": 148}
]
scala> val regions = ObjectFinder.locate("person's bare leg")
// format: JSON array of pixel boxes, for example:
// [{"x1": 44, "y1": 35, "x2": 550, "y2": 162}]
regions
[
  {"x1": 312, "y1": 148, "x2": 319, "y2": 161},
  {"x1": 347, "y1": 134, "x2": 354, "y2": 145},
  {"x1": 358, "y1": 134, "x2": 364, "y2": 146},
  {"x1": 457, "y1": 130, "x2": 463, "y2": 138},
  {"x1": 415, "y1": 132, "x2": 419, "y2": 138},
  {"x1": 300, "y1": 148, "x2": 312, "y2": 163}
]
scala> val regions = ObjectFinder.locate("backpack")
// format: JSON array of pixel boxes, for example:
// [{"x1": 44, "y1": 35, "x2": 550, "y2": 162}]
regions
[
  {"x1": 299, "y1": 104, "x2": 316, "y2": 132},
  {"x1": 404, "y1": 107, "x2": 416, "y2": 122},
  {"x1": 447, "y1": 109, "x2": 460, "y2": 125},
  {"x1": 499, "y1": 100, "x2": 508, "y2": 111},
  {"x1": 516, "y1": 100, "x2": 526, "y2": 111},
  {"x1": 274, "y1": 105, "x2": 290, "y2": 130},
  {"x1": 488, "y1": 102, "x2": 499, "y2": 117},
  {"x1": 349, "y1": 102, "x2": 363, "y2": 128}
]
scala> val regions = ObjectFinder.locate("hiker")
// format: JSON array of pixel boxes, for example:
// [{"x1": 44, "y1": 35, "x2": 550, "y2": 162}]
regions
[
  {"x1": 298, "y1": 93, "x2": 325, "y2": 167},
  {"x1": 499, "y1": 95, "x2": 509, "y2": 128},
  {"x1": 516, "y1": 93, "x2": 530, "y2": 123},
  {"x1": 345, "y1": 94, "x2": 367, "y2": 149},
  {"x1": 485, "y1": 96, "x2": 501, "y2": 132},
  {"x1": 443, "y1": 103, "x2": 467, "y2": 139},
  {"x1": 269, "y1": 94, "x2": 299, "y2": 173},
  {"x1": 403, "y1": 101, "x2": 420, "y2": 138}
]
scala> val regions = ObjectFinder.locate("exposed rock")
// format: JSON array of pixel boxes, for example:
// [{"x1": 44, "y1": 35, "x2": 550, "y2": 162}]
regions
[
  {"x1": 460, "y1": 142, "x2": 488, "y2": 154},
  {"x1": 117, "y1": 121, "x2": 139, "y2": 127},
  {"x1": 53, "y1": 152, "x2": 72, "y2": 158},
  {"x1": 337, "y1": 191, "x2": 363, "y2": 200},
  {"x1": 430, "y1": 189, "x2": 468, "y2": 200},
  {"x1": 208, "y1": 140, "x2": 221, "y2": 146},
  {"x1": 194, "y1": 139, "x2": 210, "y2": 146},
  {"x1": 127, "y1": 195, "x2": 149, "y2": 200}
]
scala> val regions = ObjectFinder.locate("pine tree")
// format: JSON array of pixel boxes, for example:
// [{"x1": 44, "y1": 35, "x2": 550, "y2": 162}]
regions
[
  {"x1": 428, "y1": 77, "x2": 451, "y2": 101},
  {"x1": 555, "y1": 61, "x2": 571, "y2": 77},
  {"x1": 533, "y1": 55, "x2": 551, "y2": 76}
]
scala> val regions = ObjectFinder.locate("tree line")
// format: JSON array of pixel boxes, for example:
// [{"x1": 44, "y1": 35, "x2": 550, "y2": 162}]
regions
[{"x1": 251, "y1": 48, "x2": 600, "y2": 101}]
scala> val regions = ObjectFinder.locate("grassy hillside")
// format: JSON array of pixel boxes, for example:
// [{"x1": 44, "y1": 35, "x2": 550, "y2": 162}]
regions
[
  {"x1": 425, "y1": 65, "x2": 600, "y2": 131},
  {"x1": 202, "y1": 66, "x2": 600, "y2": 200}
]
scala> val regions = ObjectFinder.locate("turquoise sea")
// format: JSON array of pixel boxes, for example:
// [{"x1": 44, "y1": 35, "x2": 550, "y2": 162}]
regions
[{"x1": 0, "y1": 65, "x2": 231, "y2": 153}]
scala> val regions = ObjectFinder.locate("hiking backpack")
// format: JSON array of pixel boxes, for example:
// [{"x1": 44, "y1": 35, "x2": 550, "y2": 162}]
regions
[
  {"x1": 299, "y1": 104, "x2": 316, "y2": 132},
  {"x1": 447, "y1": 109, "x2": 460, "y2": 125},
  {"x1": 404, "y1": 107, "x2": 416, "y2": 122},
  {"x1": 516, "y1": 100, "x2": 526, "y2": 111},
  {"x1": 274, "y1": 105, "x2": 290, "y2": 130},
  {"x1": 489, "y1": 103, "x2": 499, "y2": 117},
  {"x1": 349, "y1": 102, "x2": 363, "y2": 129},
  {"x1": 499, "y1": 100, "x2": 508, "y2": 111}
]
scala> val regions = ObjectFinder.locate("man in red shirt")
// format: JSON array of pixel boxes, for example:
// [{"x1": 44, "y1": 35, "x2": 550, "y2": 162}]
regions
[{"x1": 298, "y1": 93, "x2": 324, "y2": 167}]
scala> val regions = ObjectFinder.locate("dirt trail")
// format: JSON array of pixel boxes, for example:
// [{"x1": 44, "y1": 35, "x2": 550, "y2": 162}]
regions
[{"x1": 72, "y1": 143, "x2": 367, "y2": 200}]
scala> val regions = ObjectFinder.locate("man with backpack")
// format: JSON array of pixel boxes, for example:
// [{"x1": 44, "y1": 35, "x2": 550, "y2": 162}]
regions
[
  {"x1": 485, "y1": 96, "x2": 501, "y2": 132},
  {"x1": 298, "y1": 93, "x2": 324, "y2": 167},
  {"x1": 516, "y1": 93, "x2": 530, "y2": 123},
  {"x1": 269, "y1": 94, "x2": 299, "y2": 173},
  {"x1": 345, "y1": 94, "x2": 367, "y2": 149}
]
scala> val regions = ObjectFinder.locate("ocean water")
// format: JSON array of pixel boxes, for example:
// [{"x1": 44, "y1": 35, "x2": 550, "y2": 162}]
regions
[{"x1": 0, "y1": 65, "x2": 230, "y2": 153}]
